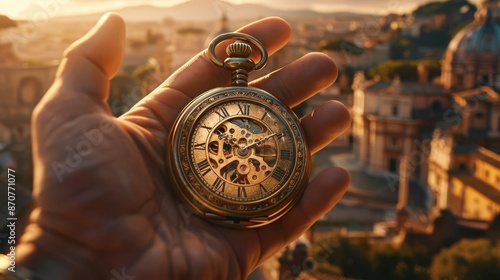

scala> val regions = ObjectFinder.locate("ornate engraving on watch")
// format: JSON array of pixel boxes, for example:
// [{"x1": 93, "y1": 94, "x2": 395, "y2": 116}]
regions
[{"x1": 167, "y1": 32, "x2": 310, "y2": 228}]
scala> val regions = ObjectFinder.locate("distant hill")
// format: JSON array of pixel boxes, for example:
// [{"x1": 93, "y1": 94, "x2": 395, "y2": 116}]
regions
[
  {"x1": 0, "y1": 15, "x2": 16, "y2": 29},
  {"x1": 413, "y1": 0, "x2": 477, "y2": 20},
  {"x1": 53, "y1": 0, "x2": 373, "y2": 22}
]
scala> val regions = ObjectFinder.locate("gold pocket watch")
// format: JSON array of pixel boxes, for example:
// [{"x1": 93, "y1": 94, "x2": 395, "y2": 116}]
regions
[{"x1": 167, "y1": 33, "x2": 310, "y2": 228}]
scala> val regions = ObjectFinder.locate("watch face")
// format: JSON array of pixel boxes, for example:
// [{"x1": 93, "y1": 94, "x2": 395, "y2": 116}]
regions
[{"x1": 167, "y1": 87, "x2": 309, "y2": 227}]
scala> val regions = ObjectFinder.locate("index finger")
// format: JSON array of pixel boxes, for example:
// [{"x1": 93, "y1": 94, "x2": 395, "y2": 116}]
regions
[{"x1": 160, "y1": 17, "x2": 292, "y2": 99}]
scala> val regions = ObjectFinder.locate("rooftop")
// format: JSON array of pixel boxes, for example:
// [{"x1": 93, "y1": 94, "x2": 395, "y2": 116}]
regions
[
  {"x1": 452, "y1": 86, "x2": 500, "y2": 105},
  {"x1": 473, "y1": 147, "x2": 500, "y2": 167},
  {"x1": 366, "y1": 80, "x2": 446, "y2": 95},
  {"x1": 450, "y1": 172, "x2": 500, "y2": 202}
]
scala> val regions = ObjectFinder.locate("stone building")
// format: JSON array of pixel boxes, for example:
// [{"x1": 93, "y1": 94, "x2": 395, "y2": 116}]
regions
[
  {"x1": 352, "y1": 73, "x2": 450, "y2": 181},
  {"x1": 347, "y1": 0, "x2": 500, "y2": 233},
  {"x1": 0, "y1": 16, "x2": 57, "y2": 182}
]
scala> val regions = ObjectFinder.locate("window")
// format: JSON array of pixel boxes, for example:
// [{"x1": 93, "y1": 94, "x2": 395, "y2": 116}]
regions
[
  {"x1": 485, "y1": 169, "x2": 490, "y2": 179},
  {"x1": 431, "y1": 101, "x2": 442, "y2": 114},
  {"x1": 392, "y1": 105, "x2": 399, "y2": 117},
  {"x1": 455, "y1": 75, "x2": 463, "y2": 86},
  {"x1": 390, "y1": 136, "x2": 398, "y2": 148},
  {"x1": 459, "y1": 163, "x2": 467, "y2": 171},
  {"x1": 389, "y1": 158, "x2": 398, "y2": 173},
  {"x1": 479, "y1": 74, "x2": 491, "y2": 86}
]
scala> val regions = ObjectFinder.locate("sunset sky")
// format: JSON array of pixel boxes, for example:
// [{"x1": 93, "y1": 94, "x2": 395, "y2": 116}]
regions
[{"x1": 0, "y1": 0, "x2": 483, "y2": 19}]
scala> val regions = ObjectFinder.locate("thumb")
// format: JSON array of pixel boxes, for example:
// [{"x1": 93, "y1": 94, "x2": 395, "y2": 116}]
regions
[
  {"x1": 44, "y1": 12, "x2": 125, "y2": 106},
  {"x1": 30, "y1": 13, "x2": 126, "y2": 179}
]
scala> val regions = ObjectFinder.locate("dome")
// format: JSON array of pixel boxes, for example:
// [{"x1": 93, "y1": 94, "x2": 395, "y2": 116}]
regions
[{"x1": 444, "y1": 0, "x2": 500, "y2": 64}]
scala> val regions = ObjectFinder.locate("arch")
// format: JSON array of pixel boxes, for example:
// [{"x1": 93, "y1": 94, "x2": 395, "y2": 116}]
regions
[
  {"x1": 0, "y1": 122, "x2": 12, "y2": 147},
  {"x1": 18, "y1": 76, "x2": 42, "y2": 104}
]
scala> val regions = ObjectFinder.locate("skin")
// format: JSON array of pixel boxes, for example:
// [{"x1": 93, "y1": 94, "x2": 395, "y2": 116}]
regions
[{"x1": 16, "y1": 13, "x2": 351, "y2": 280}]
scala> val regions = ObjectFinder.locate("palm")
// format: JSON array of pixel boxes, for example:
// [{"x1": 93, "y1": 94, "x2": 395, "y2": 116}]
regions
[{"x1": 19, "y1": 14, "x2": 351, "y2": 280}]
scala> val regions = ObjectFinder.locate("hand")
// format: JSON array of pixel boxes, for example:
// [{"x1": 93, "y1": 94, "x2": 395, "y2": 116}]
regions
[{"x1": 17, "y1": 13, "x2": 351, "y2": 279}]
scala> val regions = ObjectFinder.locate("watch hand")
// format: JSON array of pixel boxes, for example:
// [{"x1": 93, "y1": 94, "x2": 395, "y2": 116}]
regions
[
  {"x1": 218, "y1": 133, "x2": 238, "y2": 147},
  {"x1": 241, "y1": 133, "x2": 277, "y2": 150},
  {"x1": 255, "y1": 153, "x2": 277, "y2": 157}
]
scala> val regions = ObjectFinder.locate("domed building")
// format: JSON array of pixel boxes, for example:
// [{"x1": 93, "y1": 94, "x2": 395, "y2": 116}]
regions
[
  {"x1": 427, "y1": 0, "x2": 500, "y2": 231},
  {"x1": 442, "y1": 0, "x2": 500, "y2": 90}
]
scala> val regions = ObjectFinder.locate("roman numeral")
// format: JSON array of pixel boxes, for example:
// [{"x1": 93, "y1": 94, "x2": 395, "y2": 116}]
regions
[
  {"x1": 272, "y1": 167, "x2": 286, "y2": 181},
  {"x1": 280, "y1": 150, "x2": 291, "y2": 160},
  {"x1": 200, "y1": 124, "x2": 212, "y2": 132},
  {"x1": 197, "y1": 159, "x2": 211, "y2": 176},
  {"x1": 259, "y1": 183, "x2": 267, "y2": 195},
  {"x1": 237, "y1": 103, "x2": 250, "y2": 115},
  {"x1": 215, "y1": 107, "x2": 230, "y2": 120},
  {"x1": 238, "y1": 187, "x2": 247, "y2": 198},
  {"x1": 213, "y1": 177, "x2": 226, "y2": 192},
  {"x1": 193, "y1": 142, "x2": 206, "y2": 150},
  {"x1": 261, "y1": 112, "x2": 270, "y2": 121}
]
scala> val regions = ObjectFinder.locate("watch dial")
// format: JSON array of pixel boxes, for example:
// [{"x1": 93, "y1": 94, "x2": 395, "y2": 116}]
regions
[
  {"x1": 191, "y1": 101, "x2": 292, "y2": 201},
  {"x1": 168, "y1": 88, "x2": 309, "y2": 225}
]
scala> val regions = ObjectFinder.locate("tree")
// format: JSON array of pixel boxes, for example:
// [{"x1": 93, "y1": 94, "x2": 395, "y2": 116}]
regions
[
  {"x1": 319, "y1": 236, "x2": 373, "y2": 279},
  {"x1": 319, "y1": 39, "x2": 364, "y2": 56},
  {"x1": 430, "y1": 239, "x2": 500, "y2": 280},
  {"x1": 369, "y1": 60, "x2": 441, "y2": 82},
  {"x1": 315, "y1": 235, "x2": 432, "y2": 280}
]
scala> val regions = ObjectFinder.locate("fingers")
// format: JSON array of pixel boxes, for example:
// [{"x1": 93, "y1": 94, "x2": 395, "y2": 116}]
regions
[
  {"x1": 160, "y1": 17, "x2": 292, "y2": 98},
  {"x1": 255, "y1": 167, "x2": 350, "y2": 261},
  {"x1": 280, "y1": 166, "x2": 350, "y2": 237},
  {"x1": 301, "y1": 100, "x2": 351, "y2": 154},
  {"x1": 250, "y1": 52, "x2": 338, "y2": 108},
  {"x1": 44, "y1": 13, "x2": 125, "y2": 104}
]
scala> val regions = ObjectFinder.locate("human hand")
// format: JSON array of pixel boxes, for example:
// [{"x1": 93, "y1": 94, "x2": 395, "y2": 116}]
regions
[{"x1": 17, "y1": 13, "x2": 350, "y2": 280}]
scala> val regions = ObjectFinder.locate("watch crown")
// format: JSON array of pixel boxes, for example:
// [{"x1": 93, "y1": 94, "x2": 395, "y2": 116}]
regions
[
  {"x1": 226, "y1": 41, "x2": 252, "y2": 58},
  {"x1": 223, "y1": 40, "x2": 256, "y2": 86}
]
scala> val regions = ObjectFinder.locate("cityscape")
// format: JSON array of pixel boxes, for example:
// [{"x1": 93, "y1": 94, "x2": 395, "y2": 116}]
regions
[{"x1": 1, "y1": 0, "x2": 499, "y2": 279}]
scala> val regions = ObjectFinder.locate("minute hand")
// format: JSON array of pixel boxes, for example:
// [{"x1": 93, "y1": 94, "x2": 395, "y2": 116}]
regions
[{"x1": 242, "y1": 133, "x2": 277, "y2": 150}]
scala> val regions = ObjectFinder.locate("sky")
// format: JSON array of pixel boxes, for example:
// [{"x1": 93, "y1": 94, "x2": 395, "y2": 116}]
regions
[{"x1": 0, "y1": 0, "x2": 484, "y2": 19}]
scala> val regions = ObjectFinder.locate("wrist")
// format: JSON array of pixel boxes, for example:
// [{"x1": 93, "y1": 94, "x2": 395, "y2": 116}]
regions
[{"x1": 14, "y1": 224, "x2": 96, "y2": 280}]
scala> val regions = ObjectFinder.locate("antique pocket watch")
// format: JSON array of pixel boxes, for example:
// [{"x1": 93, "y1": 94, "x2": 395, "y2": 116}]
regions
[{"x1": 167, "y1": 32, "x2": 310, "y2": 228}]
